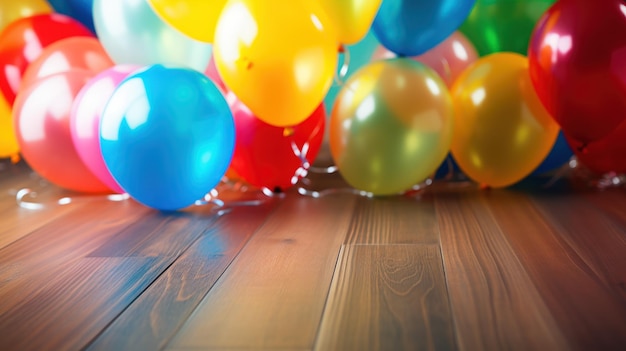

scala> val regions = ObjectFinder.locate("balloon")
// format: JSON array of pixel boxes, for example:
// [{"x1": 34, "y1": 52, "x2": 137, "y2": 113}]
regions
[
  {"x1": 0, "y1": 0, "x2": 52, "y2": 33},
  {"x1": 460, "y1": 0, "x2": 556, "y2": 56},
  {"x1": 93, "y1": 0, "x2": 213, "y2": 72},
  {"x1": 21, "y1": 37, "x2": 114, "y2": 92},
  {"x1": 100, "y1": 65, "x2": 235, "y2": 211},
  {"x1": 324, "y1": 29, "x2": 380, "y2": 112},
  {"x1": 451, "y1": 53, "x2": 559, "y2": 188},
  {"x1": 205, "y1": 55, "x2": 226, "y2": 92},
  {"x1": 435, "y1": 154, "x2": 463, "y2": 180},
  {"x1": 146, "y1": 0, "x2": 227, "y2": 43},
  {"x1": 46, "y1": 0, "x2": 95, "y2": 33},
  {"x1": 319, "y1": 0, "x2": 382, "y2": 44},
  {"x1": 0, "y1": 94, "x2": 19, "y2": 159},
  {"x1": 214, "y1": 0, "x2": 338, "y2": 127},
  {"x1": 0, "y1": 14, "x2": 93, "y2": 104},
  {"x1": 13, "y1": 70, "x2": 110, "y2": 193},
  {"x1": 330, "y1": 58, "x2": 454, "y2": 195},
  {"x1": 528, "y1": 0, "x2": 626, "y2": 145},
  {"x1": 372, "y1": 31, "x2": 479, "y2": 87},
  {"x1": 70, "y1": 65, "x2": 141, "y2": 193},
  {"x1": 372, "y1": 0, "x2": 476, "y2": 56},
  {"x1": 229, "y1": 94, "x2": 325, "y2": 191},
  {"x1": 531, "y1": 131, "x2": 573, "y2": 176},
  {"x1": 567, "y1": 125, "x2": 626, "y2": 175}
]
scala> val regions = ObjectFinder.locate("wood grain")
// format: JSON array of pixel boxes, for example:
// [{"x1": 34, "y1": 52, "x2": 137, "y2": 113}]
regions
[
  {"x1": 86, "y1": 201, "x2": 279, "y2": 351},
  {"x1": 315, "y1": 244, "x2": 456, "y2": 351},
  {"x1": 435, "y1": 190, "x2": 569, "y2": 351},
  {"x1": 0, "y1": 200, "x2": 150, "y2": 314},
  {"x1": 0, "y1": 257, "x2": 170, "y2": 351},
  {"x1": 487, "y1": 190, "x2": 626, "y2": 350},
  {"x1": 0, "y1": 174, "x2": 81, "y2": 250},
  {"x1": 168, "y1": 193, "x2": 357, "y2": 350},
  {"x1": 345, "y1": 195, "x2": 439, "y2": 245}
]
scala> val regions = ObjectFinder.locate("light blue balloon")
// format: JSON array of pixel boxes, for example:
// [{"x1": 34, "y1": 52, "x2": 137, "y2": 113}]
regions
[
  {"x1": 324, "y1": 30, "x2": 380, "y2": 111},
  {"x1": 100, "y1": 65, "x2": 235, "y2": 211},
  {"x1": 373, "y1": 0, "x2": 476, "y2": 56},
  {"x1": 93, "y1": 0, "x2": 212, "y2": 72}
]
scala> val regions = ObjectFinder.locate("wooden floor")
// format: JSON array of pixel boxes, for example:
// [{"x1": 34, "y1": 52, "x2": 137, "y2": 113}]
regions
[{"x1": 0, "y1": 156, "x2": 625, "y2": 351}]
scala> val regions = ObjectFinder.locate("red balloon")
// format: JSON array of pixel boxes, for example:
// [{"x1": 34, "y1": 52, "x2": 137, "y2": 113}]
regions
[
  {"x1": 567, "y1": 124, "x2": 626, "y2": 175},
  {"x1": 20, "y1": 37, "x2": 114, "y2": 92},
  {"x1": 228, "y1": 91, "x2": 326, "y2": 191},
  {"x1": 528, "y1": 0, "x2": 626, "y2": 146},
  {"x1": 13, "y1": 70, "x2": 111, "y2": 193},
  {"x1": 0, "y1": 14, "x2": 93, "y2": 104}
]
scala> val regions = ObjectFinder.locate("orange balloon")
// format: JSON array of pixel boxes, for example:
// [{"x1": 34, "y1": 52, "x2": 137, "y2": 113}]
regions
[
  {"x1": 0, "y1": 0, "x2": 52, "y2": 33},
  {"x1": 451, "y1": 52, "x2": 559, "y2": 188},
  {"x1": 20, "y1": 37, "x2": 114, "y2": 92},
  {"x1": 213, "y1": 0, "x2": 338, "y2": 127},
  {"x1": 0, "y1": 93, "x2": 18, "y2": 159},
  {"x1": 13, "y1": 70, "x2": 111, "y2": 193}
]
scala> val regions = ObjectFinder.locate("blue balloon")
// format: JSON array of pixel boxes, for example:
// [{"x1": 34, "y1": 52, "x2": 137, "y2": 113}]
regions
[
  {"x1": 435, "y1": 154, "x2": 462, "y2": 180},
  {"x1": 100, "y1": 65, "x2": 235, "y2": 211},
  {"x1": 373, "y1": 0, "x2": 476, "y2": 56},
  {"x1": 532, "y1": 131, "x2": 574, "y2": 176},
  {"x1": 47, "y1": 0, "x2": 95, "y2": 33}
]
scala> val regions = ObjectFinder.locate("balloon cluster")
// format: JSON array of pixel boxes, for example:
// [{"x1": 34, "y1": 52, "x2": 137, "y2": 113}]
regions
[{"x1": 0, "y1": 0, "x2": 624, "y2": 211}]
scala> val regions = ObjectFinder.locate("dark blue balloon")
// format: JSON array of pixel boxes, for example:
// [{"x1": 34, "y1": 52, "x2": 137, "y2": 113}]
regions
[
  {"x1": 47, "y1": 0, "x2": 95, "y2": 33},
  {"x1": 532, "y1": 131, "x2": 574, "y2": 176},
  {"x1": 373, "y1": 0, "x2": 476, "y2": 56},
  {"x1": 435, "y1": 154, "x2": 461, "y2": 180},
  {"x1": 100, "y1": 65, "x2": 235, "y2": 211}
]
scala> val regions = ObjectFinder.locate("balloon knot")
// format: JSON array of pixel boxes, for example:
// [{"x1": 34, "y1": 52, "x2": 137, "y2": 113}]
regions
[
  {"x1": 10, "y1": 154, "x2": 20, "y2": 164},
  {"x1": 479, "y1": 183, "x2": 491, "y2": 191},
  {"x1": 577, "y1": 142, "x2": 588, "y2": 154},
  {"x1": 338, "y1": 44, "x2": 345, "y2": 54},
  {"x1": 283, "y1": 127, "x2": 295, "y2": 137}
]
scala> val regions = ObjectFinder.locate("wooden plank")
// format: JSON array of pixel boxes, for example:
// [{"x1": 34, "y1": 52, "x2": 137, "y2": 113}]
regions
[
  {"x1": 87, "y1": 208, "x2": 220, "y2": 258},
  {"x1": 0, "y1": 200, "x2": 150, "y2": 314},
  {"x1": 344, "y1": 195, "x2": 439, "y2": 245},
  {"x1": 532, "y1": 191, "x2": 626, "y2": 302},
  {"x1": 488, "y1": 190, "x2": 626, "y2": 350},
  {"x1": 435, "y1": 191, "x2": 569, "y2": 351},
  {"x1": 167, "y1": 193, "x2": 357, "y2": 350},
  {"x1": 315, "y1": 244, "x2": 457, "y2": 351},
  {"x1": 86, "y1": 201, "x2": 279, "y2": 351},
  {"x1": 0, "y1": 257, "x2": 169, "y2": 351},
  {"x1": 582, "y1": 189, "x2": 626, "y2": 232},
  {"x1": 0, "y1": 174, "x2": 81, "y2": 249}
]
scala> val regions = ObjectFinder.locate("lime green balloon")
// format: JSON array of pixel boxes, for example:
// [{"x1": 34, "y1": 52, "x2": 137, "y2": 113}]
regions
[
  {"x1": 460, "y1": 0, "x2": 556, "y2": 56},
  {"x1": 330, "y1": 58, "x2": 454, "y2": 196}
]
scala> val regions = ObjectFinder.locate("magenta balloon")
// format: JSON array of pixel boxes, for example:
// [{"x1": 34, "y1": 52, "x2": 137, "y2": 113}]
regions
[
  {"x1": 372, "y1": 31, "x2": 478, "y2": 86},
  {"x1": 70, "y1": 64, "x2": 141, "y2": 193}
]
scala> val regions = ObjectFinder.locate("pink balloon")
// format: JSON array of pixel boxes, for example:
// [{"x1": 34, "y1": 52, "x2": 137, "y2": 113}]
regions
[
  {"x1": 372, "y1": 31, "x2": 478, "y2": 86},
  {"x1": 70, "y1": 64, "x2": 141, "y2": 194},
  {"x1": 204, "y1": 55, "x2": 226, "y2": 92}
]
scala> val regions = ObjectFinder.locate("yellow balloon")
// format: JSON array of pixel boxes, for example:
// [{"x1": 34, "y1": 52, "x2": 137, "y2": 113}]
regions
[
  {"x1": 147, "y1": 0, "x2": 227, "y2": 43},
  {"x1": 213, "y1": 0, "x2": 338, "y2": 127},
  {"x1": 319, "y1": 0, "x2": 382, "y2": 44},
  {"x1": 0, "y1": 93, "x2": 19, "y2": 159},
  {"x1": 0, "y1": 0, "x2": 52, "y2": 32},
  {"x1": 451, "y1": 52, "x2": 559, "y2": 188}
]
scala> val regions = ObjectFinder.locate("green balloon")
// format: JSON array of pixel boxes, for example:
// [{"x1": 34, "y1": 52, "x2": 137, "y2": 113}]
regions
[
  {"x1": 329, "y1": 59, "x2": 454, "y2": 196},
  {"x1": 460, "y1": 0, "x2": 556, "y2": 56}
]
